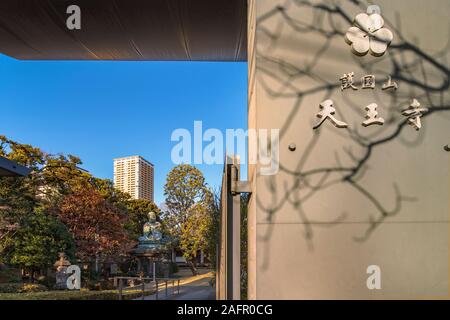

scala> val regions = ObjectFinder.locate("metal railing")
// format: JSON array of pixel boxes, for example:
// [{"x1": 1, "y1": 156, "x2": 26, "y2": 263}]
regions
[{"x1": 114, "y1": 276, "x2": 181, "y2": 300}]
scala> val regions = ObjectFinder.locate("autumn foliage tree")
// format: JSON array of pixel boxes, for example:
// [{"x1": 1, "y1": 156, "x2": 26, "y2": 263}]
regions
[
  {"x1": 1, "y1": 135, "x2": 153, "y2": 280},
  {"x1": 56, "y1": 186, "x2": 130, "y2": 262}
]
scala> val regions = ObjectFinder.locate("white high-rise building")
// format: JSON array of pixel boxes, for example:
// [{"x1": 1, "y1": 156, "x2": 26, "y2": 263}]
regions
[{"x1": 113, "y1": 156, "x2": 154, "y2": 202}]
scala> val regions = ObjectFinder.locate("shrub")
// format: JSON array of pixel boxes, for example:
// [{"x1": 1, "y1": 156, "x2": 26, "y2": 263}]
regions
[
  {"x1": 85, "y1": 279, "x2": 114, "y2": 291},
  {"x1": 0, "y1": 283, "x2": 22, "y2": 293},
  {"x1": 0, "y1": 289, "x2": 154, "y2": 300},
  {"x1": 0, "y1": 283, "x2": 48, "y2": 293},
  {"x1": 19, "y1": 283, "x2": 48, "y2": 293},
  {"x1": 0, "y1": 265, "x2": 21, "y2": 283},
  {"x1": 37, "y1": 274, "x2": 56, "y2": 289}
]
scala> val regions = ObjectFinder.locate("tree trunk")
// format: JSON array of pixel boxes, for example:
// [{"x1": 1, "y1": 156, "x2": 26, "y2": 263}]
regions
[
  {"x1": 95, "y1": 255, "x2": 99, "y2": 273},
  {"x1": 30, "y1": 269, "x2": 36, "y2": 283},
  {"x1": 187, "y1": 259, "x2": 199, "y2": 276}
]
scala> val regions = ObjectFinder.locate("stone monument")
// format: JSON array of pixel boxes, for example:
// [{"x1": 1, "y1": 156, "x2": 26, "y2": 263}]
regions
[
  {"x1": 131, "y1": 211, "x2": 171, "y2": 277},
  {"x1": 139, "y1": 211, "x2": 163, "y2": 242},
  {"x1": 54, "y1": 252, "x2": 71, "y2": 289}
]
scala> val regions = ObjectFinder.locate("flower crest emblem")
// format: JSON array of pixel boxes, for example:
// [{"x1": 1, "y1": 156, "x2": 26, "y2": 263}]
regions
[{"x1": 345, "y1": 6, "x2": 393, "y2": 57}]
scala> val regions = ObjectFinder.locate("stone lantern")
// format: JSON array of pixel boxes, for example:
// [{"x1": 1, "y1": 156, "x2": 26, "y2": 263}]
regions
[{"x1": 54, "y1": 252, "x2": 71, "y2": 289}]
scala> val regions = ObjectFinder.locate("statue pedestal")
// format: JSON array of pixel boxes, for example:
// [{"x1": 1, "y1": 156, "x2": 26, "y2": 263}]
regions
[
  {"x1": 131, "y1": 211, "x2": 171, "y2": 277},
  {"x1": 54, "y1": 252, "x2": 71, "y2": 290}
]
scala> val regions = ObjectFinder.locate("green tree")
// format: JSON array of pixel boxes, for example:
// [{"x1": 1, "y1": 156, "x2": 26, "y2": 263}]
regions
[
  {"x1": 0, "y1": 135, "x2": 92, "y2": 203},
  {"x1": 4, "y1": 209, "x2": 75, "y2": 281},
  {"x1": 163, "y1": 164, "x2": 209, "y2": 275},
  {"x1": 179, "y1": 202, "x2": 212, "y2": 275},
  {"x1": 1, "y1": 135, "x2": 44, "y2": 257},
  {"x1": 1, "y1": 135, "x2": 170, "y2": 279},
  {"x1": 0, "y1": 135, "x2": 90, "y2": 257},
  {"x1": 205, "y1": 189, "x2": 221, "y2": 270}
]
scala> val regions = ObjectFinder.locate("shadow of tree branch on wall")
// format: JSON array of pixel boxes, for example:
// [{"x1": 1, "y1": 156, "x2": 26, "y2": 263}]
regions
[{"x1": 254, "y1": 0, "x2": 450, "y2": 269}]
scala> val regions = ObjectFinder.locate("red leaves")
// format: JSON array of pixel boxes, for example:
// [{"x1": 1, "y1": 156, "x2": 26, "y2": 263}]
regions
[{"x1": 56, "y1": 187, "x2": 129, "y2": 260}]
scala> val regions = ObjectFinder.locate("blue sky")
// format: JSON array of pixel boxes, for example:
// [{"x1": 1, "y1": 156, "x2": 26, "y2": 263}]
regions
[{"x1": 0, "y1": 54, "x2": 247, "y2": 205}]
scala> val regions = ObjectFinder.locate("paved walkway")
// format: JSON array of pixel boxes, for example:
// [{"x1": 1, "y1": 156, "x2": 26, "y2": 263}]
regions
[
  {"x1": 139, "y1": 269, "x2": 215, "y2": 300},
  {"x1": 167, "y1": 274, "x2": 215, "y2": 300}
]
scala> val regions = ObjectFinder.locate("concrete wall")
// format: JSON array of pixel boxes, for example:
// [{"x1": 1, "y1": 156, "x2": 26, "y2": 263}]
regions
[{"x1": 248, "y1": 0, "x2": 450, "y2": 299}]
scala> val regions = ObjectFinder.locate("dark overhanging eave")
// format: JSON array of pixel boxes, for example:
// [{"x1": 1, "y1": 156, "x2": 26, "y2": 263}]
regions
[
  {"x1": 0, "y1": 157, "x2": 32, "y2": 177},
  {"x1": 0, "y1": 0, "x2": 247, "y2": 62}
]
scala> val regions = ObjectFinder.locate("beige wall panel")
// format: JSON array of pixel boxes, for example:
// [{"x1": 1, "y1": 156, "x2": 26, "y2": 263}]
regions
[
  {"x1": 255, "y1": 223, "x2": 448, "y2": 299},
  {"x1": 249, "y1": 0, "x2": 450, "y2": 299}
]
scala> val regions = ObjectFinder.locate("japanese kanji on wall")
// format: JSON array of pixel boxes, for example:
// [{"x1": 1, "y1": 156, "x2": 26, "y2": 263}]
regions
[{"x1": 313, "y1": 5, "x2": 428, "y2": 132}]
